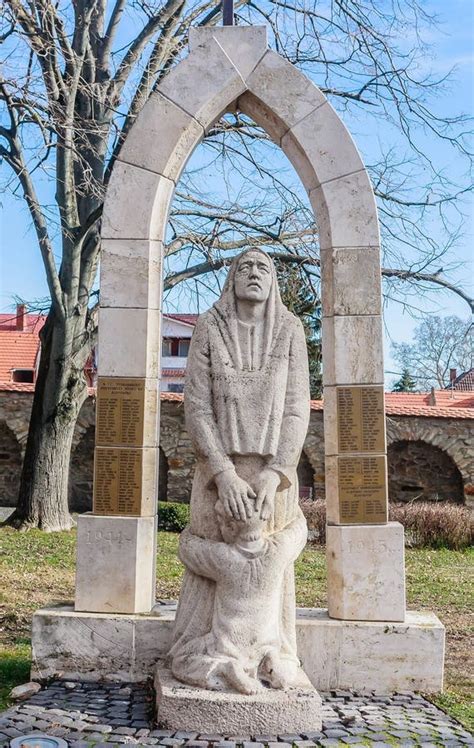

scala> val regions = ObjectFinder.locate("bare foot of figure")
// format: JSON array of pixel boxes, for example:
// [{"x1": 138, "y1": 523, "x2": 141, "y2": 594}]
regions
[
  {"x1": 223, "y1": 660, "x2": 263, "y2": 694},
  {"x1": 260, "y1": 652, "x2": 298, "y2": 689}
]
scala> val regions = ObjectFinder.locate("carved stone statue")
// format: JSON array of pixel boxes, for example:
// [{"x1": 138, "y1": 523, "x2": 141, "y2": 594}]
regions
[{"x1": 169, "y1": 247, "x2": 311, "y2": 694}]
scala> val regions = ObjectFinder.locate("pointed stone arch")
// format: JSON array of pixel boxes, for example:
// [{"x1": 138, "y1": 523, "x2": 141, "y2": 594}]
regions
[{"x1": 82, "y1": 26, "x2": 391, "y2": 616}]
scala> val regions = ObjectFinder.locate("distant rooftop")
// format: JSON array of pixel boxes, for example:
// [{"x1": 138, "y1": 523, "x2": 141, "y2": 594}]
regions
[{"x1": 446, "y1": 368, "x2": 474, "y2": 393}]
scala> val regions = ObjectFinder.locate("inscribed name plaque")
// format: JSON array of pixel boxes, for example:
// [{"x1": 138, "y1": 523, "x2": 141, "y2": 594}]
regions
[
  {"x1": 338, "y1": 455, "x2": 387, "y2": 524},
  {"x1": 337, "y1": 386, "x2": 385, "y2": 453},
  {"x1": 93, "y1": 448, "x2": 143, "y2": 515},
  {"x1": 96, "y1": 377, "x2": 146, "y2": 447}
]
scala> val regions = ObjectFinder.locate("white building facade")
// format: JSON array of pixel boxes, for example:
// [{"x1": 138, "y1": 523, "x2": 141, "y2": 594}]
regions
[{"x1": 160, "y1": 314, "x2": 197, "y2": 392}]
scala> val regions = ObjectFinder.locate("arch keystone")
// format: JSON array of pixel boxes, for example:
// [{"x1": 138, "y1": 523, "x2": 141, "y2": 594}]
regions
[{"x1": 189, "y1": 26, "x2": 268, "y2": 79}]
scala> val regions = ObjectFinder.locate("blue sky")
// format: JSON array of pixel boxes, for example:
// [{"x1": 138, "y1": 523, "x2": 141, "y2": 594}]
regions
[{"x1": 1, "y1": 0, "x2": 472, "y2": 385}]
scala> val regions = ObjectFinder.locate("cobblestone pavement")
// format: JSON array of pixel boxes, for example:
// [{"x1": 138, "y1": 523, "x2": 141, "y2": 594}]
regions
[{"x1": 0, "y1": 681, "x2": 472, "y2": 747}]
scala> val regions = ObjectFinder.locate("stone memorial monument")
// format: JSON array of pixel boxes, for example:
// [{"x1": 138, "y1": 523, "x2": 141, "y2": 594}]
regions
[
  {"x1": 154, "y1": 248, "x2": 322, "y2": 730},
  {"x1": 31, "y1": 22, "x2": 445, "y2": 722}
]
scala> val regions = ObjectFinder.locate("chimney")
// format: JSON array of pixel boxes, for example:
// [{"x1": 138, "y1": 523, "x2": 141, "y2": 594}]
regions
[
  {"x1": 450, "y1": 368, "x2": 457, "y2": 383},
  {"x1": 428, "y1": 387, "x2": 437, "y2": 406},
  {"x1": 16, "y1": 304, "x2": 27, "y2": 331}
]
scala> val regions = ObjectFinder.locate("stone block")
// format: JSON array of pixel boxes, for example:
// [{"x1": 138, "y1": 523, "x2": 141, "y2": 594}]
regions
[
  {"x1": 31, "y1": 606, "x2": 444, "y2": 693},
  {"x1": 98, "y1": 307, "x2": 160, "y2": 378},
  {"x1": 75, "y1": 514, "x2": 157, "y2": 614},
  {"x1": 320, "y1": 247, "x2": 382, "y2": 317},
  {"x1": 32, "y1": 607, "x2": 136, "y2": 681},
  {"x1": 118, "y1": 93, "x2": 203, "y2": 183},
  {"x1": 246, "y1": 50, "x2": 326, "y2": 131},
  {"x1": 158, "y1": 36, "x2": 247, "y2": 129},
  {"x1": 298, "y1": 609, "x2": 444, "y2": 693},
  {"x1": 238, "y1": 91, "x2": 288, "y2": 144},
  {"x1": 281, "y1": 103, "x2": 365, "y2": 193},
  {"x1": 321, "y1": 315, "x2": 384, "y2": 386},
  {"x1": 326, "y1": 523, "x2": 406, "y2": 621},
  {"x1": 155, "y1": 665, "x2": 322, "y2": 734},
  {"x1": 102, "y1": 161, "x2": 174, "y2": 242},
  {"x1": 310, "y1": 170, "x2": 379, "y2": 250},
  {"x1": 100, "y1": 239, "x2": 163, "y2": 310},
  {"x1": 189, "y1": 27, "x2": 268, "y2": 79}
]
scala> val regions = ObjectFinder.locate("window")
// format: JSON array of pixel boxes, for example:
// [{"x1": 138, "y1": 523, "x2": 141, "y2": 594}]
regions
[
  {"x1": 168, "y1": 383, "x2": 184, "y2": 393},
  {"x1": 178, "y1": 340, "x2": 190, "y2": 357},
  {"x1": 162, "y1": 339, "x2": 172, "y2": 356},
  {"x1": 12, "y1": 369, "x2": 34, "y2": 383}
]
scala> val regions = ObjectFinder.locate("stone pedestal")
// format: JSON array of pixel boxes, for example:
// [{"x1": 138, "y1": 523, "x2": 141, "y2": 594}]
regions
[
  {"x1": 75, "y1": 514, "x2": 157, "y2": 614},
  {"x1": 326, "y1": 522, "x2": 405, "y2": 621},
  {"x1": 155, "y1": 665, "x2": 322, "y2": 734},
  {"x1": 31, "y1": 605, "x2": 445, "y2": 692}
]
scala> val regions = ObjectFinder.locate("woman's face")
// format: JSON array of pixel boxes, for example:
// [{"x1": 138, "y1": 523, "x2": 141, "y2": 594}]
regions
[{"x1": 234, "y1": 251, "x2": 272, "y2": 303}]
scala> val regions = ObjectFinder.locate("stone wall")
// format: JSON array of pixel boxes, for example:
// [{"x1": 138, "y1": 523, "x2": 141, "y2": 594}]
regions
[{"x1": 0, "y1": 391, "x2": 472, "y2": 509}]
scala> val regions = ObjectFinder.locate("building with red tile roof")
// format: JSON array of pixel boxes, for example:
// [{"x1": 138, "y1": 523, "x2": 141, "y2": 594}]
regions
[
  {"x1": 0, "y1": 307, "x2": 45, "y2": 385},
  {"x1": 446, "y1": 368, "x2": 474, "y2": 393}
]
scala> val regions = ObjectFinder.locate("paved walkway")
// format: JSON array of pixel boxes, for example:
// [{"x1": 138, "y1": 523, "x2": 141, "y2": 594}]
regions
[{"x1": 0, "y1": 681, "x2": 472, "y2": 747}]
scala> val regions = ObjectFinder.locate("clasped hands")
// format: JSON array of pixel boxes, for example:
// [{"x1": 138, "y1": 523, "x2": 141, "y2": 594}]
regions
[{"x1": 215, "y1": 467, "x2": 280, "y2": 521}]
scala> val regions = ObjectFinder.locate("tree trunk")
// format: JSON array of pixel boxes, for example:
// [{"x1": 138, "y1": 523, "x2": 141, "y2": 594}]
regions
[{"x1": 7, "y1": 312, "x2": 89, "y2": 532}]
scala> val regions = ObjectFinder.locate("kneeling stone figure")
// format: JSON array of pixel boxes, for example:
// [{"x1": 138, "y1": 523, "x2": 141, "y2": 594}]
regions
[{"x1": 172, "y1": 502, "x2": 308, "y2": 694}]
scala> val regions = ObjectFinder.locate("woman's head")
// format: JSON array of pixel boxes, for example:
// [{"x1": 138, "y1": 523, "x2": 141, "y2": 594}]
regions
[{"x1": 233, "y1": 249, "x2": 273, "y2": 304}]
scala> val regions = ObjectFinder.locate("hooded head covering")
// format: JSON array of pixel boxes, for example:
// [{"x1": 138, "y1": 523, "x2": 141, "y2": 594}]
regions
[{"x1": 211, "y1": 248, "x2": 287, "y2": 370}]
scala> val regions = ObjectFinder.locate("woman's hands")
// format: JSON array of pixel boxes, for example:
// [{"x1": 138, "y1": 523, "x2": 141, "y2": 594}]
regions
[
  {"x1": 254, "y1": 468, "x2": 280, "y2": 520},
  {"x1": 215, "y1": 468, "x2": 256, "y2": 521}
]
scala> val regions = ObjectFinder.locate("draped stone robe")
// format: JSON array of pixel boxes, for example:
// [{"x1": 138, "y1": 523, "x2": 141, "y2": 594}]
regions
[{"x1": 170, "y1": 252, "x2": 310, "y2": 684}]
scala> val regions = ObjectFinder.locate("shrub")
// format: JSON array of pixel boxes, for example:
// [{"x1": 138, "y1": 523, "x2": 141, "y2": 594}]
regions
[
  {"x1": 389, "y1": 501, "x2": 473, "y2": 550},
  {"x1": 300, "y1": 497, "x2": 472, "y2": 550},
  {"x1": 300, "y1": 499, "x2": 326, "y2": 545},
  {"x1": 158, "y1": 501, "x2": 190, "y2": 532}
]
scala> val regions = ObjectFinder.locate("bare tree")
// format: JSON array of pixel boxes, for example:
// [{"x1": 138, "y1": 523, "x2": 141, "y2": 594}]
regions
[
  {"x1": 1, "y1": 0, "x2": 472, "y2": 529},
  {"x1": 392, "y1": 316, "x2": 473, "y2": 390}
]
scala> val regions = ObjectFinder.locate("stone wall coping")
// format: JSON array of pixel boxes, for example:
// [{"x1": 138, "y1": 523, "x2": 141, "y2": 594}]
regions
[{"x1": 1, "y1": 385, "x2": 472, "y2": 418}]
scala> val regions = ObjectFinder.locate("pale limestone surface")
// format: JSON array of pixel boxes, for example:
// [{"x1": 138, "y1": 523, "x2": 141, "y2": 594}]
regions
[
  {"x1": 281, "y1": 103, "x2": 365, "y2": 192},
  {"x1": 296, "y1": 609, "x2": 445, "y2": 693},
  {"x1": 118, "y1": 93, "x2": 203, "y2": 182},
  {"x1": 155, "y1": 665, "x2": 322, "y2": 733},
  {"x1": 320, "y1": 246, "x2": 382, "y2": 318},
  {"x1": 310, "y1": 169, "x2": 380, "y2": 250},
  {"x1": 189, "y1": 26, "x2": 268, "y2": 79},
  {"x1": 158, "y1": 36, "x2": 247, "y2": 129},
  {"x1": 170, "y1": 250, "x2": 312, "y2": 700},
  {"x1": 31, "y1": 606, "x2": 445, "y2": 693},
  {"x1": 100, "y1": 239, "x2": 163, "y2": 310},
  {"x1": 102, "y1": 162, "x2": 174, "y2": 242},
  {"x1": 98, "y1": 307, "x2": 160, "y2": 378},
  {"x1": 326, "y1": 523, "x2": 406, "y2": 621},
  {"x1": 246, "y1": 49, "x2": 326, "y2": 130},
  {"x1": 75, "y1": 515, "x2": 156, "y2": 614},
  {"x1": 321, "y1": 315, "x2": 384, "y2": 386}
]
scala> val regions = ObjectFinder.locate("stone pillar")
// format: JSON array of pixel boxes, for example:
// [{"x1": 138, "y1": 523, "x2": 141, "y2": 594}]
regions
[
  {"x1": 75, "y1": 239, "x2": 163, "y2": 614},
  {"x1": 321, "y1": 236, "x2": 406, "y2": 622}
]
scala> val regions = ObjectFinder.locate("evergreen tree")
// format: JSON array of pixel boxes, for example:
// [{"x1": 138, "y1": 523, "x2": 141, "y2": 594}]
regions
[
  {"x1": 276, "y1": 264, "x2": 322, "y2": 399},
  {"x1": 392, "y1": 368, "x2": 418, "y2": 392}
]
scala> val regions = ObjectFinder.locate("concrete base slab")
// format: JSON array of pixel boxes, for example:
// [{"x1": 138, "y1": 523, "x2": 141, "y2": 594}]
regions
[
  {"x1": 31, "y1": 604, "x2": 445, "y2": 693},
  {"x1": 155, "y1": 665, "x2": 322, "y2": 733}
]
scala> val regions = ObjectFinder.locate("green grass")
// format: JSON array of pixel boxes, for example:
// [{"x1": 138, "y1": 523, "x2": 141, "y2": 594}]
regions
[
  {"x1": 0, "y1": 526, "x2": 472, "y2": 728},
  {"x1": 0, "y1": 642, "x2": 30, "y2": 711}
]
